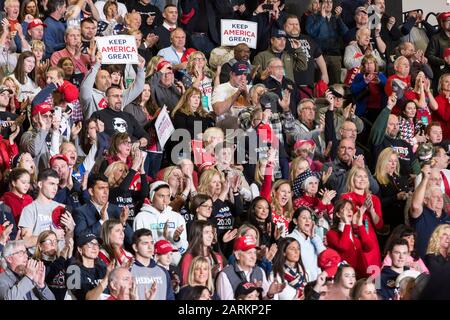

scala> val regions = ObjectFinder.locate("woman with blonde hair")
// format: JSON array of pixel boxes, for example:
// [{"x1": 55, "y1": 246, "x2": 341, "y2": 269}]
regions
[
  {"x1": 33, "y1": 229, "x2": 73, "y2": 300},
  {"x1": 104, "y1": 147, "x2": 149, "y2": 223},
  {"x1": 265, "y1": 179, "x2": 294, "y2": 235},
  {"x1": 160, "y1": 164, "x2": 196, "y2": 213},
  {"x1": 182, "y1": 51, "x2": 215, "y2": 112},
  {"x1": 145, "y1": 55, "x2": 164, "y2": 79},
  {"x1": 434, "y1": 73, "x2": 450, "y2": 140},
  {"x1": 375, "y1": 148, "x2": 411, "y2": 234},
  {"x1": 197, "y1": 168, "x2": 242, "y2": 257},
  {"x1": 177, "y1": 256, "x2": 218, "y2": 300},
  {"x1": 195, "y1": 127, "x2": 224, "y2": 173},
  {"x1": 425, "y1": 224, "x2": 450, "y2": 273},
  {"x1": 289, "y1": 156, "x2": 311, "y2": 184},
  {"x1": 341, "y1": 166, "x2": 383, "y2": 269}
]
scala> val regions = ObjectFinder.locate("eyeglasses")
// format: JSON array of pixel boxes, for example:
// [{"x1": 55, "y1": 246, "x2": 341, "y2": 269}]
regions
[
  {"x1": 41, "y1": 113, "x2": 53, "y2": 119},
  {"x1": 108, "y1": 94, "x2": 123, "y2": 99},
  {"x1": 200, "y1": 204, "x2": 213, "y2": 210},
  {"x1": 41, "y1": 239, "x2": 58, "y2": 245},
  {"x1": 122, "y1": 140, "x2": 132, "y2": 145},
  {"x1": 8, "y1": 250, "x2": 28, "y2": 258},
  {"x1": 86, "y1": 241, "x2": 100, "y2": 248}
]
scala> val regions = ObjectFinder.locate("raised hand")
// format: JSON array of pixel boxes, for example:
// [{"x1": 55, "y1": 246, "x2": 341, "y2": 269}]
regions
[
  {"x1": 387, "y1": 93, "x2": 397, "y2": 109},
  {"x1": 267, "y1": 279, "x2": 286, "y2": 297},
  {"x1": 322, "y1": 166, "x2": 333, "y2": 184},
  {"x1": 25, "y1": 259, "x2": 38, "y2": 281},
  {"x1": 60, "y1": 211, "x2": 75, "y2": 233},
  {"x1": 0, "y1": 222, "x2": 13, "y2": 244},
  {"x1": 71, "y1": 121, "x2": 82, "y2": 140},
  {"x1": 145, "y1": 281, "x2": 157, "y2": 300},
  {"x1": 35, "y1": 261, "x2": 46, "y2": 289},
  {"x1": 222, "y1": 228, "x2": 238, "y2": 243},
  {"x1": 278, "y1": 90, "x2": 291, "y2": 112},
  {"x1": 265, "y1": 243, "x2": 278, "y2": 261},
  {"x1": 101, "y1": 202, "x2": 109, "y2": 222},
  {"x1": 172, "y1": 225, "x2": 184, "y2": 242}
]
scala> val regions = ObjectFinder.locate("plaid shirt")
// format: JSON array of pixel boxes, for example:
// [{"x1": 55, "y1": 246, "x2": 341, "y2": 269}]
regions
[{"x1": 238, "y1": 107, "x2": 285, "y2": 145}]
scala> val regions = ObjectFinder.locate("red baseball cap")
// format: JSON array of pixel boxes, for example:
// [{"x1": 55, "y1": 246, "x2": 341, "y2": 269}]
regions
[
  {"x1": 27, "y1": 18, "x2": 47, "y2": 30},
  {"x1": 52, "y1": 206, "x2": 66, "y2": 229},
  {"x1": 49, "y1": 154, "x2": 69, "y2": 167},
  {"x1": 438, "y1": 12, "x2": 450, "y2": 23},
  {"x1": 181, "y1": 48, "x2": 197, "y2": 63},
  {"x1": 156, "y1": 59, "x2": 171, "y2": 72},
  {"x1": 318, "y1": 248, "x2": 341, "y2": 278},
  {"x1": 293, "y1": 139, "x2": 316, "y2": 151},
  {"x1": 154, "y1": 239, "x2": 178, "y2": 255},
  {"x1": 233, "y1": 236, "x2": 260, "y2": 252},
  {"x1": 444, "y1": 48, "x2": 450, "y2": 59},
  {"x1": 31, "y1": 102, "x2": 53, "y2": 116}
]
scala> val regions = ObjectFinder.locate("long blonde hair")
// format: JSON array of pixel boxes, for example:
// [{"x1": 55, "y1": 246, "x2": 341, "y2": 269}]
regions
[
  {"x1": 198, "y1": 169, "x2": 224, "y2": 196},
  {"x1": 270, "y1": 179, "x2": 293, "y2": 220},
  {"x1": 171, "y1": 87, "x2": 210, "y2": 118},
  {"x1": 104, "y1": 161, "x2": 128, "y2": 187},
  {"x1": 426, "y1": 224, "x2": 450, "y2": 256},
  {"x1": 186, "y1": 256, "x2": 214, "y2": 293},
  {"x1": 146, "y1": 55, "x2": 163, "y2": 78},
  {"x1": 375, "y1": 147, "x2": 399, "y2": 185},
  {"x1": 438, "y1": 73, "x2": 450, "y2": 94},
  {"x1": 186, "y1": 51, "x2": 214, "y2": 79},
  {"x1": 346, "y1": 166, "x2": 370, "y2": 194},
  {"x1": 289, "y1": 156, "x2": 310, "y2": 183}
]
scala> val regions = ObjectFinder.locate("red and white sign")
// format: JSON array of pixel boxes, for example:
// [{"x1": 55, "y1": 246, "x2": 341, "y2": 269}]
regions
[
  {"x1": 221, "y1": 19, "x2": 258, "y2": 49},
  {"x1": 96, "y1": 35, "x2": 139, "y2": 64}
]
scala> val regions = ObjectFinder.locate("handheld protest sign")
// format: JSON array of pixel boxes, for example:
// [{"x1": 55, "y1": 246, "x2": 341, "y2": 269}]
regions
[
  {"x1": 221, "y1": 19, "x2": 258, "y2": 49},
  {"x1": 96, "y1": 35, "x2": 139, "y2": 64}
]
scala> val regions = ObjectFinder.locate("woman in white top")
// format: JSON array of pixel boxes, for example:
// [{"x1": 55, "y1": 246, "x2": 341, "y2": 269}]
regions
[
  {"x1": 269, "y1": 237, "x2": 309, "y2": 300},
  {"x1": 10, "y1": 51, "x2": 40, "y2": 102}
]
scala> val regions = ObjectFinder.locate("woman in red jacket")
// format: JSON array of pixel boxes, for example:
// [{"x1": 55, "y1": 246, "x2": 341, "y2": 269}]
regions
[
  {"x1": 432, "y1": 73, "x2": 450, "y2": 140},
  {"x1": 326, "y1": 199, "x2": 375, "y2": 279},
  {"x1": 340, "y1": 166, "x2": 383, "y2": 269}
]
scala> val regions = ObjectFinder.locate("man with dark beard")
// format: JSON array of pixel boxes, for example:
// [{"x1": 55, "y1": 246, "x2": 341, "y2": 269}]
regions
[
  {"x1": 284, "y1": 15, "x2": 329, "y2": 98},
  {"x1": 0, "y1": 240, "x2": 55, "y2": 300}
]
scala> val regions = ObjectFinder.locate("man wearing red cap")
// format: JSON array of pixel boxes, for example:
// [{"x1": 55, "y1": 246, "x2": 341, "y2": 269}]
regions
[
  {"x1": 149, "y1": 59, "x2": 183, "y2": 111},
  {"x1": 425, "y1": 11, "x2": 450, "y2": 89},
  {"x1": 19, "y1": 101, "x2": 63, "y2": 172},
  {"x1": 442, "y1": 48, "x2": 450, "y2": 75},
  {"x1": 50, "y1": 154, "x2": 87, "y2": 209},
  {"x1": 216, "y1": 235, "x2": 285, "y2": 300},
  {"x1": 27, "y1": 18, "x2": 46, "y2": 42}
]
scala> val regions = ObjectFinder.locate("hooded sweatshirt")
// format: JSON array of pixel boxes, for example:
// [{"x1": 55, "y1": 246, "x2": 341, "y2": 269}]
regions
[
  {"x1": 130, "y1": 259, "x2": 175, "y2": 300},
  {"x1": 1, "y1": 191, "x2": 33, "y2": 225},
  {"x1": 133, "y1": 204, "x2": 188, "y2": 265}
]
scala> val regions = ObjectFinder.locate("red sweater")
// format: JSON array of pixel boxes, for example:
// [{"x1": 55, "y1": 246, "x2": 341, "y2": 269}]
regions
[
  {"x1": 1, "y1": 191, "x2": 33, "y2": 225},
  {"x1": 293, "y1": 194, "x2": 334, "y2": 218},
  {"x1": 385, "y1": 74, "x2": 411, "y2": 115},
  {"x1": 326, "y1": 224, "x2": 375, "y2": 278},
  {"x1": 433, "y1": 94, "x2": 450, "y2": 140},
  {"x1": 340, "y1": 192, "x2": 383, "y2": 268}
]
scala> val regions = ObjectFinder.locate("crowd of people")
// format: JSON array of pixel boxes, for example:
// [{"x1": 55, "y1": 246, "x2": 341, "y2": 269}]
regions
[{"x1": 0, "y1": 0, "x2": 449, "y2": 301}]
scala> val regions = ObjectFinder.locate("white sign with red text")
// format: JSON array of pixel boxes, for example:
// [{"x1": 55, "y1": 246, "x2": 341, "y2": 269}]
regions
[{"x1": 221, "y1": 19, "x2": 258, "y2": 49}]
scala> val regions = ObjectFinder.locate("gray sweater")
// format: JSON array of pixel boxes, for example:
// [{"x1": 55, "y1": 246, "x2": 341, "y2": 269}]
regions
[
  {"x1": 0, "y1": 268, "x2": 55, "y2": 300},
  {"x1": 79, "y1": 62, "x2": 145, "y2": 119}
]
